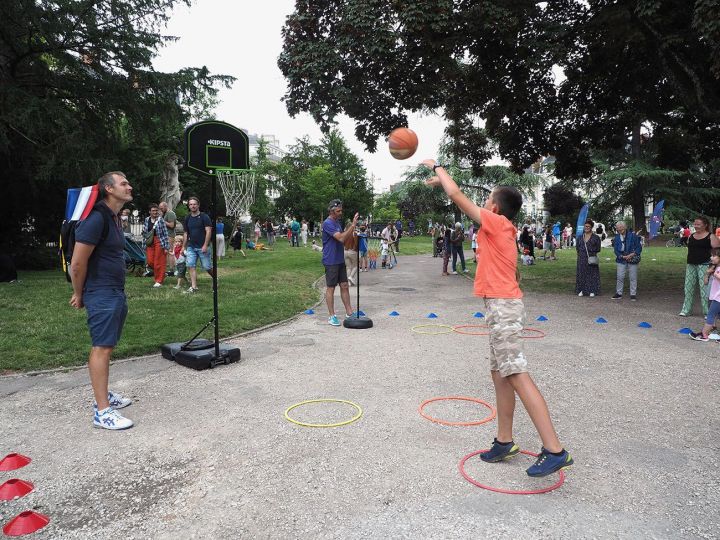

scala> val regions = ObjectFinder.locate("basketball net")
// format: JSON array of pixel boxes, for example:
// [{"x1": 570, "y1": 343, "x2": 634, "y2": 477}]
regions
[{"x1": 216, "y1": 169, "x2": 256, "y2": 219}]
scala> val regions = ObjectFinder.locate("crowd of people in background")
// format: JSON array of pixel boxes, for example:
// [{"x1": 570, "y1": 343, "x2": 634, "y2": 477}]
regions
[{"x1": 120, "y1": 199, "x2": 720, "y2": 337}]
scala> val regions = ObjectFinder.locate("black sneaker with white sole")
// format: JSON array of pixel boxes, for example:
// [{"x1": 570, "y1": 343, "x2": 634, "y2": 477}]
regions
[{"x1": 689, "y1": 332, "x2": 709, "y2": 342}]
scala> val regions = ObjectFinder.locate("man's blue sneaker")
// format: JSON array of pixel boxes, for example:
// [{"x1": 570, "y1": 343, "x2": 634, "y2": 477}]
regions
[
  {"x1": 480, "y1": 439, "x2": 520, "y2": 463},
  {"x1": 328, "y1": 315, "x2": 341, "y2": 326},
  {"x1": 526, "y1": 448, "x2": 574, "y2": 477}
]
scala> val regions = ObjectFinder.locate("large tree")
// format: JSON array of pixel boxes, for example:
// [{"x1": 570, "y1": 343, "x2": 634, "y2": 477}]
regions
[
  {"x1": 274, "y1": 130, "x2": 374, "y2": 222},
  {"x1": 1, "y1": 0, "x2": 233, "y2": 265},
  {"x1": 279, "y1": 1, "x2": 720, "y2": 227}
]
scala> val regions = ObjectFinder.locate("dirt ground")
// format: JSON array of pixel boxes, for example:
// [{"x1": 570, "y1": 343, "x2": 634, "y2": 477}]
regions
[{"x1": 1, "y1": 253, "x2": 718, "y2": 539}]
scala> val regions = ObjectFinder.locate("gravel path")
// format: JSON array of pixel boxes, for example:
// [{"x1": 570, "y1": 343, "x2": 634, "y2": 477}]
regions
[{"x1": 1, "y1": 253, "x2": 718, "y2": 539}]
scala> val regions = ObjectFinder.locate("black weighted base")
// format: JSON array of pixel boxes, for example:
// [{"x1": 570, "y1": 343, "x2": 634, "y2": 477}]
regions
[
  {"x1": 161, "y1": 340, "x2": 240, "y2": 370},
  {"x1": 343, "y1": 316, "x2": 373, "y2": 329}
]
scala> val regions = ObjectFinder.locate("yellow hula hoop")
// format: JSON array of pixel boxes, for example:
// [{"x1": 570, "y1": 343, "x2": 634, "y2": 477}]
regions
[
  {"x1": 284, "y1": 399, "x2": 363, "y2": 428},
  {"x1": 410, "y1": 324, "x2": 455, "y2": 335}
]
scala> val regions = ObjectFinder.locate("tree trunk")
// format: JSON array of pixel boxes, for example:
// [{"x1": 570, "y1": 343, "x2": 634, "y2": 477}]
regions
[
  {"x1": 630, "y1": 122, "x2": 645, "y2": 232},
  {"x1": 159, "y1": 154, "x2": 181, "y2": 210}
]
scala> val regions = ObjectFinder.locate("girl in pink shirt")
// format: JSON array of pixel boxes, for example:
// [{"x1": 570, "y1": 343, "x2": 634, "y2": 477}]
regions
[{"x1": 690, "y1": 248, "x2": 720, "y2": 341}]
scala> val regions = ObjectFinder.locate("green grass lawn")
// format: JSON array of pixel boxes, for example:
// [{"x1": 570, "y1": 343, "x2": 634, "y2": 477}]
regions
[
  {"x1": 0, "y1": 239, "x2": 325, "y2": 372},
  {"x1": 0, "y1": 235, "x2": 688, "y2": 372},
  {"x1": 513, "y1": 244, "x2": 688, "y2": 294}
]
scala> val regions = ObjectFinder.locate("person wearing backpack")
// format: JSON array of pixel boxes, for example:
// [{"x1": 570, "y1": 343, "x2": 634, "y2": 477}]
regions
[{"x1": 69, "y1": 171, "x2": 135, "y2": 430}]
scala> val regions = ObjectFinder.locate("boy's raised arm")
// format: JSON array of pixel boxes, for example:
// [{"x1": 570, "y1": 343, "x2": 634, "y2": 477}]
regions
[{"x1": 421, "y1": 160, "x2": 483, "y2": 227}]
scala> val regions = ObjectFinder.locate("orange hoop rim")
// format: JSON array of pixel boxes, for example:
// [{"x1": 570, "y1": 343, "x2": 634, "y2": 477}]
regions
[
  {"x1": 452, "y1": 324, "x2": 490, "y2": 335},
  {"x1": 451, "y1": 325, "x2": 546, "y2": 339},
  {"x1": 419, "y1": 396, "x2": 497, "y2": 426}
]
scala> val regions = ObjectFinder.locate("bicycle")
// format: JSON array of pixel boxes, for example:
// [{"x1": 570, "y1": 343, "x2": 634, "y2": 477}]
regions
[{"x1": 665, "y1": 236, "x2": 685, "y2": 248}]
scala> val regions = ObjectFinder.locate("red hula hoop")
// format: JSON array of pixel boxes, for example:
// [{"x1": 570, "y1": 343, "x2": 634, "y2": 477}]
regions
[
  {"x1": 520, "y1": 328, "x2": 546, "y2": 339},
  {"x1": 419, "y1": 396, "x2": 496, "y2": 426},
  {"x1": 458, "y1": 449, "x2": 565, "y2": 495},
  {"x1": 452, "y1": 324, "x2": 490, "y2": 336}
]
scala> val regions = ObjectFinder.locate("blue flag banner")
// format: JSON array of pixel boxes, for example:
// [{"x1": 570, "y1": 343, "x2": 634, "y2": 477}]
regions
[
  {"x1": 576, "y1": 203, "x2": 589, "y2": 237},
  {"x1": 648, "y1": 200, "x2": 665, "y2": 240}
]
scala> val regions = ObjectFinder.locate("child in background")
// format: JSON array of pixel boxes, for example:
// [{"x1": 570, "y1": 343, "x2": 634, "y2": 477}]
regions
[
  {"x1": 368, "y1": 247, "x2": 378, "y2": 269},
  {"x1": 422, "y1": 158, "x2": 573, "y2": 477},
  {"x1": 358, "y1": 225, "x2": 369, "y2": 272},
  {"x1": 541, "y1": 224, "x2": 557, "y2": 260},
  {"x1": 311, "y1": 239, "x2": 323, "y2": 252},
  {"x1": 381, "y1": 238, "x2": 389, "y2": 268},
  {"x1": 172, "y1": 236, "x2": 188, "y2": 290},
  {"x1": 690, "y1": 248, "x2": 720, "y2": 342},
  {"x1": 441, "y1": 226, "x2": 451, "y2": 276},
  {"x1": 471, "y1": 230, "x2": 478, "y2": 263}
]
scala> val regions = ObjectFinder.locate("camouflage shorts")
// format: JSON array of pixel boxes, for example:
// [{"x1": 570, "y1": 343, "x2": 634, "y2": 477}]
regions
[{"x1": 484, "y1": 298, "x2": 528, "y2": 377}]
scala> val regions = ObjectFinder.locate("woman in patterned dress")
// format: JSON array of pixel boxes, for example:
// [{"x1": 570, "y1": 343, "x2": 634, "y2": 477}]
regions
[{"x1": 575, "y1": 220, "x2": 601, "y2": 297}]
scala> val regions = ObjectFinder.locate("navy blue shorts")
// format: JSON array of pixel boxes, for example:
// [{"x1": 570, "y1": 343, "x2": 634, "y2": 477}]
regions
[{"x1": 84, "y1": 289, "x2": 128, "y2": 347}]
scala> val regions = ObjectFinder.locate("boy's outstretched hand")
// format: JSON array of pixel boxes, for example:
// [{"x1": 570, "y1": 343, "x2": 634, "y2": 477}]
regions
[
  {"x1": 426, "y1": 175, "x2": 441, "y2": 188},
  {"x1": 420, "y1": 159, "x2": 437, "y2": 169}
]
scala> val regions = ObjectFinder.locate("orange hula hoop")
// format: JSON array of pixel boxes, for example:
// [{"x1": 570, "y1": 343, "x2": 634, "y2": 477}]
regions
[{"x1": 419, "y1": 396, "x2": 496, "y2": 427}]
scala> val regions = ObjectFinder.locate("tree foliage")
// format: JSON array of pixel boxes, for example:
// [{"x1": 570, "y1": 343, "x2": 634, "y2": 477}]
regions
[
  {"x1": 543, "y1": 183, "x2": 585, "y2": 221},
  {"x1": 1, "y1": 0, "x2": 233, "y2": 264},
  {"x1": 279, "y1": 0, "x2": 720, "y2": 222},
  {"x1": 274, "y1": 131, "x2": 373, "y2": 222}
]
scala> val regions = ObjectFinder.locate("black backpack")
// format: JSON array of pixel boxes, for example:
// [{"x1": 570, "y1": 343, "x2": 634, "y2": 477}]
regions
[{"x1": 59, "y1": 205, "x2": 110, "y2": 283}]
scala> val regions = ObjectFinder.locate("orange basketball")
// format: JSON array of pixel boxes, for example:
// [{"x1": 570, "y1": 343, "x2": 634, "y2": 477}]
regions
[{"x1": 388, "y1": 127, "x2": 419, "y2": 160}]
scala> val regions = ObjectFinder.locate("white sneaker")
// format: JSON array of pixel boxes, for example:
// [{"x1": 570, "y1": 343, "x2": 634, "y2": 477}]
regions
[
  {"x1": 589, "y1": 293, "x2": 595, "y2": 297},
  {"x1": 463, "y1": 269, "x2": 469, "y2": 273},
  {"x1": 107, "y1": 390, "x2": 132, "y2": 409},
  {"x1": 452, "y1": 271, "x2": 458, "y2": 275},
  {"x1": 93, "y1": 391, "x2": 131, "y2": 410},
  {"x1": 93, "y1": 407, "x2": 133, "y2": 430},
  {"x1": 173, "y1": 285, "x2": 182, "y2": 290},
  {"x1": 152, "y1": 282, "x2": 162, "y2": 288},
  {"x1": 578, "y1": 292, "x2": 584, "y2": 297}
]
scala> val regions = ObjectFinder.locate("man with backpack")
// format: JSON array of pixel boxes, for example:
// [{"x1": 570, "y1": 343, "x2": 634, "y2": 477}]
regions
[{"x1": 69, "y1": 171, "x2": 135, "y2": 430}]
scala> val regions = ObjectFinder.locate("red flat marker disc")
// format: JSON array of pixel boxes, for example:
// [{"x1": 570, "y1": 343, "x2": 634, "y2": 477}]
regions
[
  {"x1": 0, "y1": 453, "x2": 31, "y2": 472},
  {"x1": 0, "y1": 479, "x2": 34, "y2": 501},
  {"x1": 459, "y1": 449, "x2": 565, "y2": 495},
  {"x1": 3, "y1": 511, "x2": 50, "y2": 536}
]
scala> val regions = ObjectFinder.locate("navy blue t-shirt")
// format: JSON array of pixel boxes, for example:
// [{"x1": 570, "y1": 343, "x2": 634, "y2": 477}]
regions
[
  {"x1": 184, "y1": 213, "x2": 212, "y2": 248},
  {"x1": 322, "y1": 217, "x2": 344, "y2": 265},
  {"x1": 74, "y1": 203, "x2": 125, "y2": 291}
]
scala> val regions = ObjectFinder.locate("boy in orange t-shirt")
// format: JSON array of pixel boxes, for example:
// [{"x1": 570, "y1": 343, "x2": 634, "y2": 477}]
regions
[{"x1": 422, "y1": 159, "x2": 573, "y2": 477}]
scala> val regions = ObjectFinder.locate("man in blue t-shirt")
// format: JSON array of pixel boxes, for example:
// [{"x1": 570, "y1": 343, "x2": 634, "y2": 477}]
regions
[
  {"x1": 70, "y1": 171, "x2": 135, "y2": 430},
  {"x1": 182, "y1": 196, "x2": 213, "y2": 293},
  {"x1": 322, "y1": 199, "x2": 359, "y2": 326},
  {"x1": 395, "y1": 219, "x2": 403, "y2": 252}
]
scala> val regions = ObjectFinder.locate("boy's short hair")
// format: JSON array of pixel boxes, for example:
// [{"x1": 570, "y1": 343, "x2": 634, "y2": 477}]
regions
[{"x1": 491, "y1": 186, "x2": 522, "y2": 220}]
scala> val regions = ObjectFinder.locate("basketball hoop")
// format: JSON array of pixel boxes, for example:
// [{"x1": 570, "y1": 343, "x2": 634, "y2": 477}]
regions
[{"x1": 216, "y1": 169, "x2": 256, "y2": 218}]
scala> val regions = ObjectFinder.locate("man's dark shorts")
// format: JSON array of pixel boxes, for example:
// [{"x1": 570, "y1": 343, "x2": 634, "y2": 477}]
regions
[
  {"x1": 84, "y1": 289, "x2": 128, "y2": 347},
  {"x1": 324, "y1": 263, "x2": 348, "y2": 287}
]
